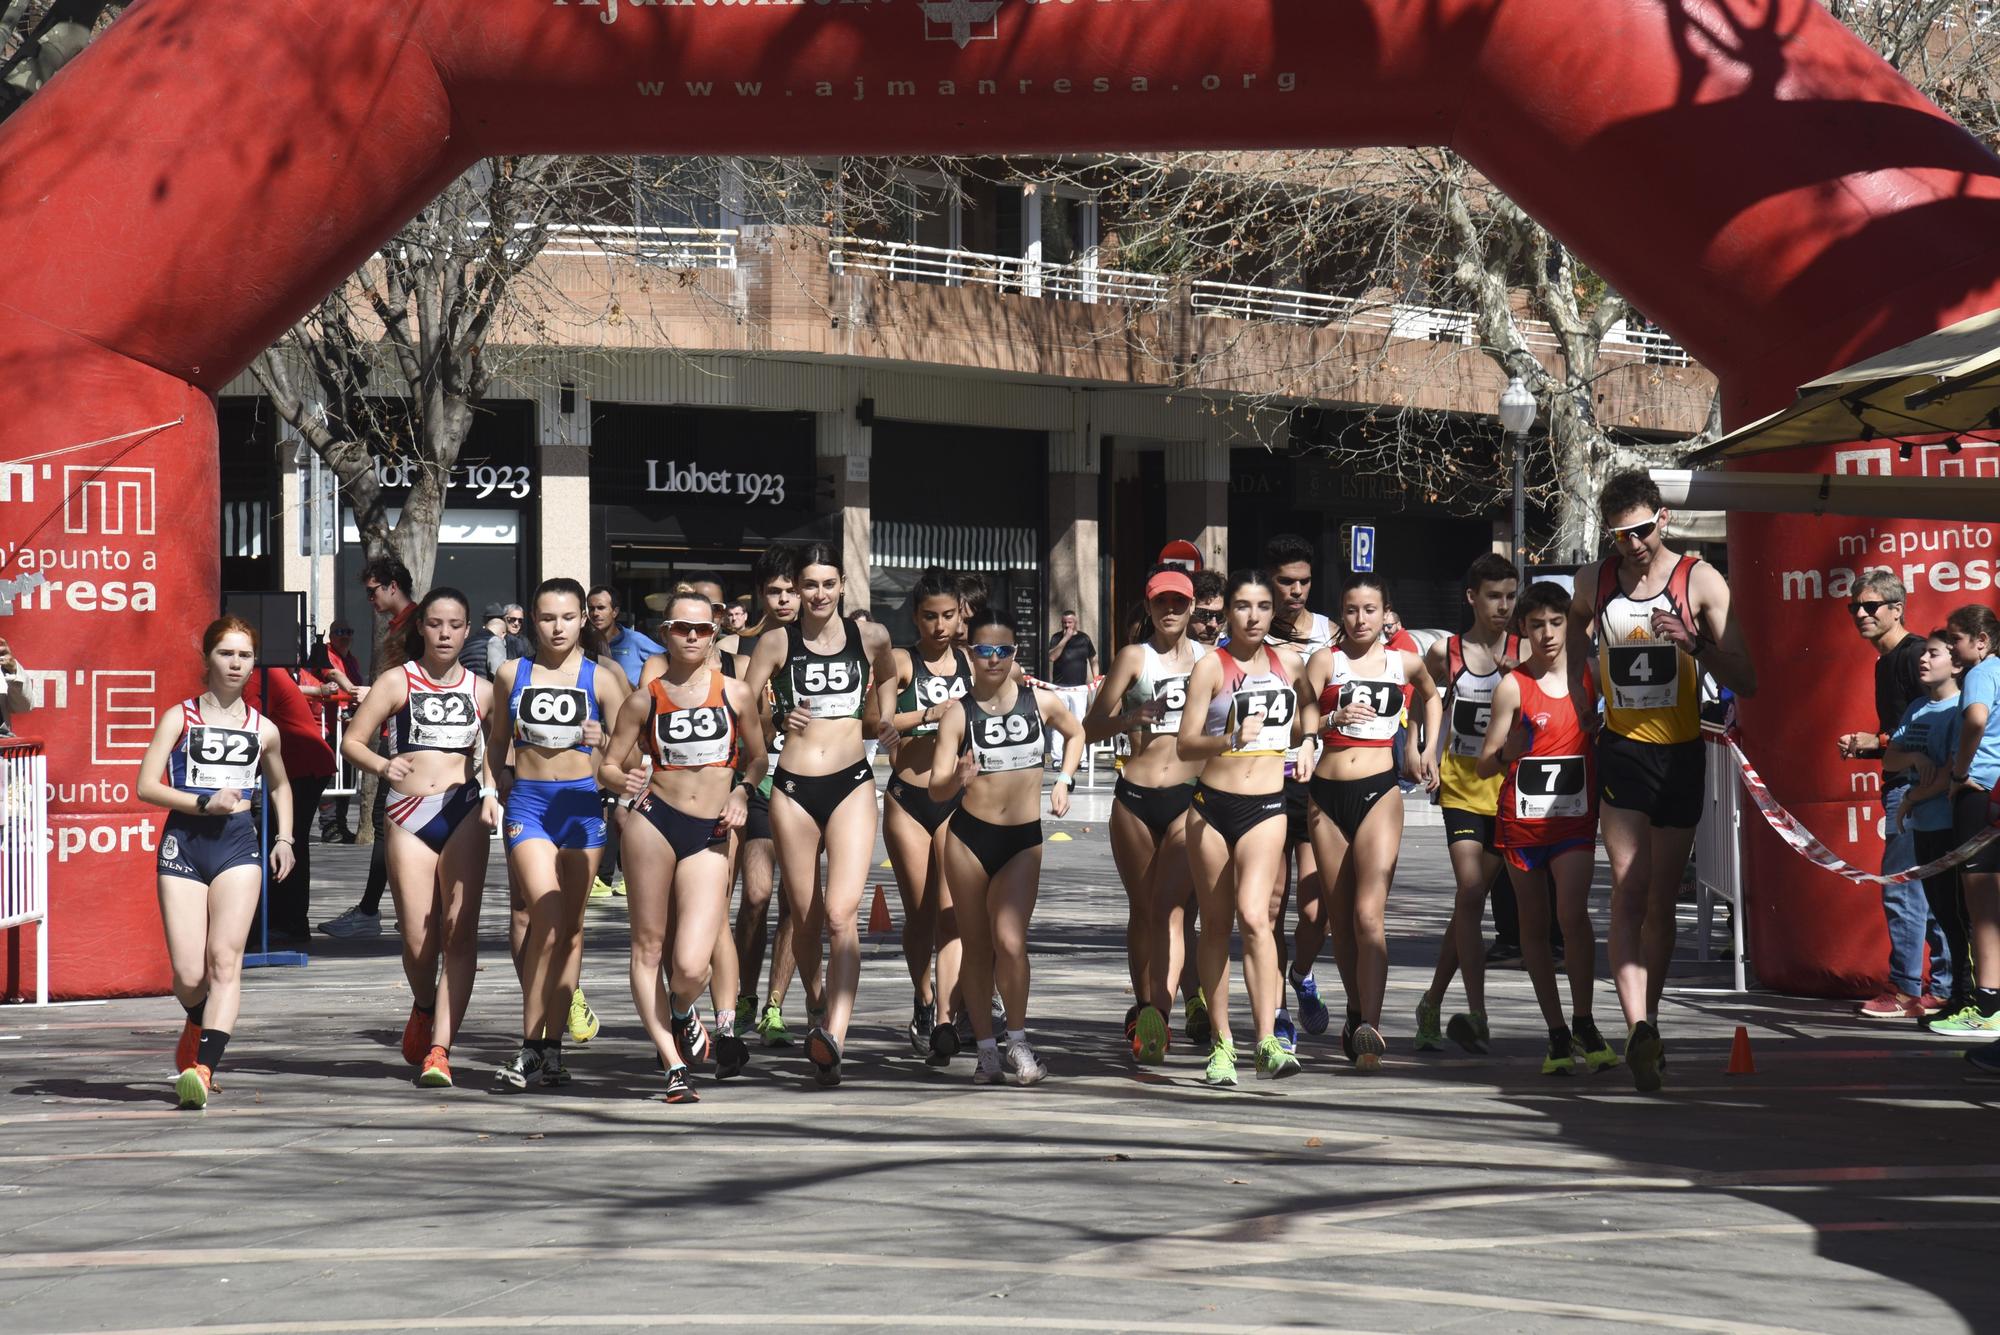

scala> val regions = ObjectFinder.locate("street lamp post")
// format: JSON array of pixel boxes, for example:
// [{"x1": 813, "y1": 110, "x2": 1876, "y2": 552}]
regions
[{"x1": 1498, "y1": 375, "x2": 1537, "y2": 573}]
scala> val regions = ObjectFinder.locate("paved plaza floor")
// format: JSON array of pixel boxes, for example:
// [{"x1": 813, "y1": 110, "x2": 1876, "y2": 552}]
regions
[{"x1": 3, "y1": 784, "x2": 1996, "y2": 1334}]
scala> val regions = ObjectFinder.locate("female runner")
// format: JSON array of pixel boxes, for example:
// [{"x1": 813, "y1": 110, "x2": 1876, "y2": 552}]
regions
[
  {"x1": 1936, "y1": 605, "x2": 2000, "y2": 1059},
  {"x1": 743, "y1": 542, "x2": 900, "y2": 1085},
  {"x1": 1305, "y1": 572, "x2": 1442, "y2": 1072},
  {"x1": 876, "y1": 567, "x2": 972, "y2": 1061},
  {"x1": 1176, "y1": 572, "x2": 1310, "y2": 1086},
  {"x1": 137, "y1": 616, "x2": 295, "y2": 1109},
  {"x1": 929, "y1": 610, "x2": 1083, "y2": 1084},
  {"x1": 487, "y1": 578, "x2": 628, "y2": 1090},
  {"x1": 1084, "y1": 566, "x2": 1206, "y2": 1064},
  {"x1": 340, "y1": 588, "x2": 500, "y2": 1087},
  {"x1": 604, "y1": 592, "x2": 767, "y2": 1103},
  {"x1": 1476, "y1": 581, "x2": 1614, "y2": 1075}
]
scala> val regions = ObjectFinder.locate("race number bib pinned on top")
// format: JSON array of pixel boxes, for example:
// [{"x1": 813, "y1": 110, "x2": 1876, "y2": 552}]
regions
[
  {"x1": 1332, "y1": 681, "x2": 1401, "y2": 743},
  {"x1": 517, "y1": 686, "x2": 589, "y2": 750},
  {"x1": 911, "y1": 671, "x2": 968, "y2": 737},
  {"x1": 1514, "y1": 755, "x2": 1589, "y2": 820},
  {"x1": 1229, "y1": 686, "x2": 1296, "y2": 754},
  {"x1": 794, "y1": 658, "x2": 865, "y2": 719},
  {"x1": 1151, "y1": 675, "x2": 1191, "y2": 734},
  {"x1": 186, "y1": 726, "x2": 260, "y2": 792},
  {"x1": 655, "y1": 705, "x2": 733, "y2": 768},
  {"x1": 971, "y1": 707, "x2": 1044, "y2": 773},
  {"x1": 1449, "y1": 696, "x2": 1492, "y2": 758},
  {"x1": 408, "y1": 689, "x2": 479, "y2": 750},
  {"x1": 1606, "y1": 643, "x2": 1680, "y2": 711}
]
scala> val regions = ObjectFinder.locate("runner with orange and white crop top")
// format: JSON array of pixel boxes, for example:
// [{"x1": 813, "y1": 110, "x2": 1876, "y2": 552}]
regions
[
  {"x1": 601, "y1": 591, "x2": 767, "y2": 1104},
  {"x1": 1476, "y1": 580, "x2": 1617, "y2": 1078},
  {"x1": 340, "y1": 588, "x2": 500, "y2": 1089},
  {"x1": 1303, "y1": 572, "x2": 1442, "y2": 1073}
]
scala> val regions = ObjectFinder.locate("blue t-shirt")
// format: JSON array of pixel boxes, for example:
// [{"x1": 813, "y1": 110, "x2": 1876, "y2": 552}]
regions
[
  {"x1": 602, "y1": 625, "x2": 665, "y2": 688},
  {"x1": 1891, "y1": 694, "x2": 1962, "y2": 832},
  {"x1": 1965, "y1": 658, "x2": 2000, "y2": 790}
]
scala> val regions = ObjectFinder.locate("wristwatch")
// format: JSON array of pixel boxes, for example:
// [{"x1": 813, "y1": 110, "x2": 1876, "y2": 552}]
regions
[
  {"x1": 195, "y1": 793, "x2": 211, "y2": 814},
  {"x1": 1054, "y1": 773, "x2": 1076, "y2": 790}
]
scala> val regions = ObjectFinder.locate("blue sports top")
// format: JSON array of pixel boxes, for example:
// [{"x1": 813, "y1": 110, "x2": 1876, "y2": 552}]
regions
[{"x1": 509, "y1": 657, "x2": 602, "y2": 753}]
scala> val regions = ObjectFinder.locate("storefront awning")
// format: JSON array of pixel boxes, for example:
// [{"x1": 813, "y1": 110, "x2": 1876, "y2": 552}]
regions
[{"x1": 871, "y1": 520, "x2": 1039, "y2": 573}]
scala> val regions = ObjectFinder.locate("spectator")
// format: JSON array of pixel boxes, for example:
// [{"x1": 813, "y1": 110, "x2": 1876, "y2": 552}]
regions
[
  {"x1": 303, "y1": 623, "x2": 361, "y2": 842},
  {"x1": 1836, "y1": 573, "x2": 1949, "y2": 1018},
  {"x1": 320, "y1": 555, "x2": 416, "y2": 940},
  {"x1": 249, "y1": 666, "x2": 337, "y2": 946},
  {"x1": 588, "y1": 584, "x2": 664, "y2": 689},
  {"x1": 1189, "y1": 571, "x2": 1225, "y2": 647},
  {"x1": 0, "y1": 635, "x2": 33, "y2": 736},
  {"x1": 1046, "y1": 609, "x2": 1096, "y2": 766},
  {"x1": 308, "y1": 622, "x2": 363, "y2": 697},
  {"x1": 727, "y1": 599, "x2": 750, "y2": 634},
  {"x1": 462, "y1": 602, "x2": 531, "y2": 680}
]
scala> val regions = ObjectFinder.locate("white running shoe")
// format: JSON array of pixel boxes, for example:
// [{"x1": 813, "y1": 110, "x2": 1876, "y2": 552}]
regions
[
  {"x1": 972, "y1": 1046, "x2": 1005, "y2": 1085},
  {"x1": 318, "y1": 906, "x2": 382, "y2": 939},
  {"x1": 1006, "y1": 1038, "x2": 1047, "y2": 1086}
]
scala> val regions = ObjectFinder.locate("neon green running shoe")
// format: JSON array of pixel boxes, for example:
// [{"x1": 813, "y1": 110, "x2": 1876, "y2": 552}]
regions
[
  {"x1": 1571, "y1": 1016, "x2": 1619, "y2": 1071},
  {"x1": 1541, "y1": 1032, "x2": 1576, "y2": 1076},
  {"x1": 589, "y1": 877, "x2": 616, "y2": 900},
  {"x1": 1255, "y1": 1035, "x2": 1302, "y2": 1080},
  {"x1": 1133, "y1": 1005, "x2": 1169, "y2": 1065},
  {"x1": 735, "y1": 994, "x2": 758, "y2": 1037},
  {"x1": 567, "y1": 988, "x2": 600, "y2": 1044},
  {"x1": 756, "y1": 1001, "x2": 793, "y2": 1047},
  {"x1": 1414, "y1": 997, "x2": 1444, "y2": 1052},
  {"x1": 1928, "y1": 1005, "x2": 2000, "y2": 1037},
  {"x1": 1204, "y1": 1037, "x2": 1238, "y2": 1087}
]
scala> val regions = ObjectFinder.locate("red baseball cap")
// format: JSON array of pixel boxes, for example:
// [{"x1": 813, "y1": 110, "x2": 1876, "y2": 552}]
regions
[{"x1": 1145, "y1": 569, "x2": 1195, "y2": 601}]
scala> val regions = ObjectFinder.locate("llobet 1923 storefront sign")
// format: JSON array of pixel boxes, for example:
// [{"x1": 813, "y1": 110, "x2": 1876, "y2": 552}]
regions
[
  {"x1": 644, "y1": 458, "x2": 789, "y2": 507},
  {"x1": 369, "y1": 456, "x2": 534, "y2": 501}
]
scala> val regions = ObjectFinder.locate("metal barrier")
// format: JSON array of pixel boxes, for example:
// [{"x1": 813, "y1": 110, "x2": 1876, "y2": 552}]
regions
[
  {"x1": 1694, "y1": 735, "x2": 1749, "y2": 992},
  {"x1": 322, "y1": 707, "x2": 359, "y2": 800},
  {"x1": 0, "y1": 738, "x2": 50, "y2": 1004}
]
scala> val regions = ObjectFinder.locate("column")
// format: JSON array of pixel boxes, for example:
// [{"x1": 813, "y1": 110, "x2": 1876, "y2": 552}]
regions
[
  {"x1": 538, "y1": 380, "x2": 591, "y2": 586},
  {"x1": 1048, "y1": 395, "x2": 1102, "y2": 658},
  {"x1": 277, "y1": 402, "x2": 337, "y2": 632},
  {"x1": 814, "y1": 368, "x2": 872, "y2": 610},
  {"x1": 1164, "y1": 425, "x2": 1230, "y2": 575}
]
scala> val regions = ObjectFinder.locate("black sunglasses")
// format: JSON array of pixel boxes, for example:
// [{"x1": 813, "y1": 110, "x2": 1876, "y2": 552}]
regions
[
  {"x1": 1848, "y1": 599, "x2": 1900, "y2": 617},
  {"x1": 1191, "y1": 608, "x2": 1224, "y2": 622}
]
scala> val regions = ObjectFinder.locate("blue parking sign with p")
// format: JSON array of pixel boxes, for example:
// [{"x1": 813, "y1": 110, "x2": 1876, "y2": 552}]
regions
[{"x1": 1350, "y1": 524, "x2": 1375, "y2": 573}]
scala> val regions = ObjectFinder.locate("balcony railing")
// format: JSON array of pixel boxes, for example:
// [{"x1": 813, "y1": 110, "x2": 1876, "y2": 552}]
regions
[
  {"x1": 540, "y1": 224, "x2": 739, "y2": 270},
  {"x1": 827, "y1": 238, "x2": 1693, "y2": 365}
]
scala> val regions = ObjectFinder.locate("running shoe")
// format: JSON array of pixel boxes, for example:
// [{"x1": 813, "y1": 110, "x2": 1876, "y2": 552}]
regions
[
  {"x1": 610, "y1": 874, "x2": 628, "y2": 898},
  {"x1": 1340, "y1": 1017, "x2": 1359, "y2": 1064},
  {"x1": 401, "y1": 1005, "x2": 434, "y2": 1065},
  {"x1": 541, "y1": 1046, "x2": 573, "y2": 1088},
  {"x1": 735, "y1": 994, "x2": 758, "y2": 1037},
  {"x1": 954, "y1": 1013, "x2": 976, "y2": 1047},
  {"x1": 756, "y1": 1001, "x2": 793, "y2": 1047},
  {"x1": 1352, "y1": 1023, "x2": 1386, "y2": 1074},
  {"x1": 1133, "y1": 1005, "x2": 1170, "y2": 1065},
  {"x1": 1204, "y1": 1038, "x2": 1238, "y2": 1087},
  {"x1": 417, "y1": 1046, "x2": 453, "y2": 1088},
  {"x1": 806, "y1": 1025, "x2": 843, "y2": 1087},
  {"x1": 662, "y1": 1063, "x2": 700, "y2": 1104},
  {"x1": 1007, "y1": 1037, "x2": 1048, "y2": 1086},
  {"x1": 972, "y1": 1045, "x2": 1005, "y2": 1085},
  {"x1": 927, "y1": 1018, "x2": 960, "y2": 1067},
  {"x1": 318, "y1": 906, "x2": 382, "y2": 939},
  {"x1": 494, "y1": 1046, "x2": 544, "y2": 1091},
  {"x1": 1123, "y1": 1002, "x2": 1142, "y2": 1052},
  {"x1": 174, "y1": 1063, "x2": 213, "y2": 1110},
  {"x1": 1183, "y1": 991, "x2": 1212, "y2": 1050},
  {"x1": 1857, "y1": 989, "x2": 1923, "y2": 1020},
  {"x1": 1413, "y1": 997, "x2": 1443, "y2": 1053},
  {"x1": 589, "y1": 876, "x2": 616, "y2": 899},
  {"x1": 1291, "y1": 971, "x2": 1331, "y2": 1036},
  {"x1": 174, "y1": 1019, "x2": 201, "y2": 1074},
  {"x1": 675, "y1": 1010, "x2": 712, "y2": 1066},
  {"x1": 1272, "y1": 1007, "x2": 1299, "y2": 1054},
  {"x1": 908, "y1": 998, "x2": 936, "y2": 1057},
  {"x1": 568, "y1": 989, "x2": 600, "y2": 1044},
  {"x1": 1965, "y1": 1043, "x2": 2000, "y2": 1082},
  {"x1": 1255, "y1": 1035, "x2": 1302, "y2": 1080},
  {"x1": 715, "y1": 1032, "x2": 750, "y2": 1080},
  {"x1": 1540, "y1": 1032, "x2": 1575, "y2": 1077},
  {"x1": 1571, "y1": 1016, "x2": 1619, "y2": 1072},
  {"x1": 1926, "y1": 1005, "x2": 2000, "y2": 1038},
  {"x1": 1916, "y1": 993, "x2": 1949, "y2": 1017},
  {"x1": 1626, "y1": 1020, "x2": 1665, "y2": 1093},
  {"x1": 1446, "y1": 1011, "x2": 1490, "y2": 1056}
]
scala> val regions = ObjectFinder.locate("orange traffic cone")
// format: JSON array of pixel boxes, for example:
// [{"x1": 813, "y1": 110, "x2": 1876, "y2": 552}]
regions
[
  {"x1": 1726, "y1": 1024, "x2": 1756, "y2": 1076},
  {"x1": 868, "y1": 884, "x2": 893, "y2": 936}
]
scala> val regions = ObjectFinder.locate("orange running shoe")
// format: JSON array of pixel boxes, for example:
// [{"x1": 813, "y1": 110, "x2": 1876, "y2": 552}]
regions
[
  {"x1": 417, "y1": 1045, "x2": 453, "y2": 1088},
  {"x1": 175, "y1": 1063, "x2": 213, "y2": 1110},
  {"x1": 175, "y1": 1019, "x2": 200, "y2": 1074},
  {"x1": 401, "y1": 1006, "x2": 434, "y2": 1065}
]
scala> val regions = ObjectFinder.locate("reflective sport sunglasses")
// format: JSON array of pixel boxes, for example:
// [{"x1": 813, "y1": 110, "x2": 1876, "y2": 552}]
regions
[
  {"x1": 1848, "y1": 599, "x2": 1899, "y2": 617},
  {"x1": 1607, "y1": 511, "x2": 1663, "y2": 544},
  {"x1": 969, "y1": 644, "x2": 1018, "y2": 662},
  {"x1": 666, "y1": 619, "x2": 717, "y2": 639}
]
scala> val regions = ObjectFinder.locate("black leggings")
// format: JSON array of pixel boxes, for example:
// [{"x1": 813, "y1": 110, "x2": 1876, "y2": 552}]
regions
[
  {"x1": 1916, "y1": 826, "x2": 1972, "y2": 1000},
  {"x1": 773, "y1": 762, "x2": 875, "y2": 829},
  {"x1": 949, "y1": 809, "x2": 1043, "y2": 878}
]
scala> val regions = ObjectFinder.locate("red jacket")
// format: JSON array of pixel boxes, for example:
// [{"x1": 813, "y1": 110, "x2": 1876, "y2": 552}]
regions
[{"x1": 252, "y1": 668, "x2": 338, "y2": 780}]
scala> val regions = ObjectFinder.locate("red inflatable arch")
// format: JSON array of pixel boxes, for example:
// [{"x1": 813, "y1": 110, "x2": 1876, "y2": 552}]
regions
[{"x1": 4, "y1": 0, "x2": 2000, "y2": 998}]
